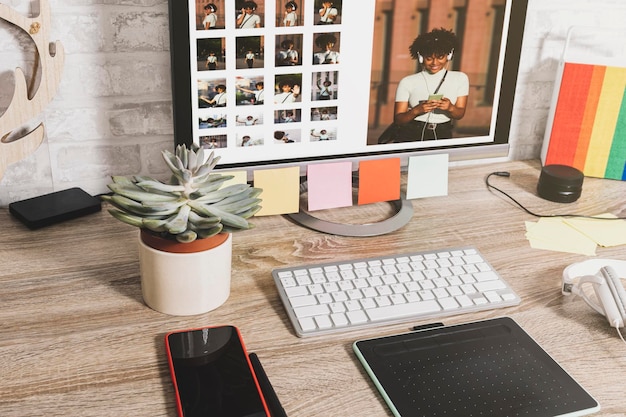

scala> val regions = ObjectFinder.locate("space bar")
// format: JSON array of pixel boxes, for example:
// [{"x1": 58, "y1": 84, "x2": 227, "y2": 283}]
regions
[{"x1": 366, "y1": 300, "x2": 441, "y2": 322}]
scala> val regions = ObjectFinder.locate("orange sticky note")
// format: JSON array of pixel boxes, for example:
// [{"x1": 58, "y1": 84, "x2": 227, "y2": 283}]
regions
[
  {"x1": 357, "y1": 158, "x2": 401, "y2": 205},
  {"x1": 253, "y1": 166, "x2": 300, "y2": 216}
]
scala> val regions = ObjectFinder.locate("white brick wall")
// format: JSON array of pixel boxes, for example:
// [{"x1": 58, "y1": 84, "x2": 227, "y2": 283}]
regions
[{"x1": 1, "y1": 0, "x2": 625, "y2": 205}]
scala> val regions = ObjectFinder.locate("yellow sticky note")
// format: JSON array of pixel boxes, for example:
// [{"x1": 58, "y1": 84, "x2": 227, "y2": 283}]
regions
[
  {"x1": 253, "y1": 166, "x2": 300, "y2": 216},
  {"x1": 525, "y1": 218, "x2": 597, "y2": 256},
  {"x1": 564, "y1": 214, "x2": 626, "y2": 247},
  {"x1": 221, "y1": 170, "x2": 248, "y2": 188}
]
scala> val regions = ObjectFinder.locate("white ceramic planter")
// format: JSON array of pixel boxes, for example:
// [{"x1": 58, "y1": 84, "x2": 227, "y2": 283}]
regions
[{"x1": 138, "y1": 232, "x2": 232, "y2": 316}]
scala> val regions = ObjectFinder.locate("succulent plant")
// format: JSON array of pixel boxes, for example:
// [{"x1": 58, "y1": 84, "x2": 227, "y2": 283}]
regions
[{"x1": 102, "y1": 145, "x2": 262, "y2": 243}]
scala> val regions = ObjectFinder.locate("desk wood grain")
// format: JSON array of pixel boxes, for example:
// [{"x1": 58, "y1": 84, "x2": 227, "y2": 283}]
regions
[{"x1": 1, "y1": 160, "x2": 626, "y2": 416}]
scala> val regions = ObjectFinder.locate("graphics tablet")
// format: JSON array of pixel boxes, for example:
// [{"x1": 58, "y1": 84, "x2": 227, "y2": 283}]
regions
[{"x1": 353, "y1": 317, "x2": 599, "y2": 417}]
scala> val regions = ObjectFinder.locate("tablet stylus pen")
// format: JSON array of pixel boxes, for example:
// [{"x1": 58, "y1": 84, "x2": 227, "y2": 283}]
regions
[{"x1": 249, "y1": 352, "x2": 288, "y2": 417}]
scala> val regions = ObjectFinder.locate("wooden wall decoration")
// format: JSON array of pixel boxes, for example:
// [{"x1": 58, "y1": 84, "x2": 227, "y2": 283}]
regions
[{"x1": 0, "y1": 0, "x2": 64, "y2": 180}]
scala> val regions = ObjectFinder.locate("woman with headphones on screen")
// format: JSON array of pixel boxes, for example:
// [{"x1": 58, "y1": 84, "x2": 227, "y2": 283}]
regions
[
  {"x1": 391, "y1": 28, "x2": 468, "y2": 141},
  {"x1": 237, "y1": 1, "x2": 262, "y2": 29},
  {"x1": 283, "y1": 1, "x2": 298, "y2": 27},
  {"x1": 202, "y1": 4, "x2": 218, "y2": 29}
]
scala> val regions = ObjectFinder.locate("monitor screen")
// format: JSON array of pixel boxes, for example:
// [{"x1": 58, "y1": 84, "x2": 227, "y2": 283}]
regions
[{"x1": 169, "y1": 0, "x2": 528, "y2": 171}]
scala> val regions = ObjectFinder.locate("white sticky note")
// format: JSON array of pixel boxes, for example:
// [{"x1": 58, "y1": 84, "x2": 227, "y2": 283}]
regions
[{"x1": 406, "y1": 154, "x2": 449, "y2": 199}]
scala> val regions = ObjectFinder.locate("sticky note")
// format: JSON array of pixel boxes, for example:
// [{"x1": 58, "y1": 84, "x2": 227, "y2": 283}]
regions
[
  {"x1": 253, "y1": 166, "x2": 300, "y2": 216},
  {"x1": 357, "y1": 158, "x2": 401, "y2": 205},
  {"x1": 564, "y1": 214, "x2": 626, "y2": 247},
  {"x1": 525, "y1": 218, "x2": 597, "y2": 256},
  {"x1": 221, "y1": 170, "x2": 248, "y2": 188},
  {"x1": 406, "y1": 154, "x2": 449, "y2": 199},
  {"x1": 306, "y1": 162, "x2": 353, "y2": 211}
]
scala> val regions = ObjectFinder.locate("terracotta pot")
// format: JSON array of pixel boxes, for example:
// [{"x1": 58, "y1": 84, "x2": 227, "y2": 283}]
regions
[{"x1": 138, "y1": 230, "x2": 232, "y2": 316}]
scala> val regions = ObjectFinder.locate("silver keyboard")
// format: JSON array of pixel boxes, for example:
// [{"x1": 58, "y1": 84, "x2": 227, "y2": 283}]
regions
[{"x1": 272, "y1": 246, "x2": 521, "y2": 337}]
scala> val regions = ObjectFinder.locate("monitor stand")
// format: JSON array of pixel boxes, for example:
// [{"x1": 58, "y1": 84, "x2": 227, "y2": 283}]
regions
[{"x1": 286, "y1": 178, "x2": 414, "y2": 237}]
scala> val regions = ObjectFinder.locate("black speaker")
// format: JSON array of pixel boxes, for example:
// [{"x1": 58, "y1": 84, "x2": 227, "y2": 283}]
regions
[{"x1": 537, "y1": 164, "x2": 584, "y2": 203}]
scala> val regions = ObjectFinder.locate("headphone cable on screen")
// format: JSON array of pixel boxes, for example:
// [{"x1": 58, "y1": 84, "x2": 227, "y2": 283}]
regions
[{"x1": 485, "y1": 171, "x2": 626, "y2": 220}]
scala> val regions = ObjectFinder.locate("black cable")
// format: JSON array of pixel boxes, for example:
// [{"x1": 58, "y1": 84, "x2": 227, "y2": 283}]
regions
[{"x1": 485, "y1": 171, "x2": 626, "y2": 220}]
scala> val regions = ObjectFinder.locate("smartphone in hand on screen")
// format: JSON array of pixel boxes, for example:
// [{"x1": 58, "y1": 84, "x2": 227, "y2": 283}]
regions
[
  {"x1": 428, "y1": 94, "x2": 443, "y2": 101},
  {"x1": 165, "y1": 325, "x2": 270, "y2": 417}
]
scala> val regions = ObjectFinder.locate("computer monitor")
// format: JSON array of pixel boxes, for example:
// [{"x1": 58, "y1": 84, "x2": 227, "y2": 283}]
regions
[{"x1": 168, "y1": 0, "x2": 528, "y2": 234}]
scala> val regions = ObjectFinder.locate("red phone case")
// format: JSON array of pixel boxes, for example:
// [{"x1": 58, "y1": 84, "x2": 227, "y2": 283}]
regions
[{"x1": 165, "y1": 325, "x2": 270, "y2": 417}]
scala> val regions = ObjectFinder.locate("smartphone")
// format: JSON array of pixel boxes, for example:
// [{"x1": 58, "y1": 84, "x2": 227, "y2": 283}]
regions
[
  {"x1": 165, "y1": 325, "x2": 270, "y2": 417},
  {"x1": 428, "y1": 94, "x2": 443, "y2": 101}
]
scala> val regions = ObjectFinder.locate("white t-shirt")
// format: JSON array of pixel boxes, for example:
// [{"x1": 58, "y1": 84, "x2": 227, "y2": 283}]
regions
[
  {"x1": 238, "y1": 13, "x2": 261, "y2": 29},
  {"x1": 274, "y1": 92, "x2": 297, "y2": 104},
  {"x1": 284, "y1": 11, "x2": 297, "y2": 26},
  {"x1": 212, "y1": 92, "x2": 227, "y2": 106},
  {"x1": 395, "y1": 70, "x2": 469, "y2": 123},
  {"x1": 277, "y1": 49, "x2": 299, "y2": 65},
  {"x1": 255, "y1": 89, "x2": 264, "y2": 103},
  {"x1": 319, "y1": 7, "x2": 338, "y2": 23},
  {"x1": 203, "y1": 13, "x2": 217, "y2": 29},
  {"x1": 313, "y1": 50, "x2": 339, "y2": 64}
]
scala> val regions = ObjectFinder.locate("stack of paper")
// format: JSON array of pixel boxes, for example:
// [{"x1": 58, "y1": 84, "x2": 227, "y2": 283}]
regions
[{"x1": 525, "y1": 214, "x2": 626, "y2": 255}]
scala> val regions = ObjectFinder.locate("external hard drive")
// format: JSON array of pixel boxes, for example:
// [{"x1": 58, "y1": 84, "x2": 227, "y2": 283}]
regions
[{"x1": 9, "y1": 188, "x2": 102, "y2": 229}]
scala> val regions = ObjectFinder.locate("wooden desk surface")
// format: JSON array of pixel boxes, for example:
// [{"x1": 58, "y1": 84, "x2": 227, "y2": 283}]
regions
[{"x1": 1, "y1": 160, "x2": 626, "y2": 416}]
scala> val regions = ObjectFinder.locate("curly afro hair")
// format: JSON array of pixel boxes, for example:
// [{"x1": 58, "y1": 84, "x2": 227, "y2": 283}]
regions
[{"x1": 409, "y1": 28, "x2": 457, "y2": 61}]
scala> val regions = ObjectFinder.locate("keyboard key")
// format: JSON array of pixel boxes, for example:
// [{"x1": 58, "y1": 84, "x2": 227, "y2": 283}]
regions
[
  {"x1": 285, "y1": 286, "x2": 308, "y2": 298},
  {"x1": 474, "y1": 280, "x2": 507, "y2": 292},
  {"x1": 366, "y1": 300, "x2": 441, "y2": 322},
  {"x1": 439, "y1": 297, "x2": 459, "y2": 310},
  {"x1": 315, "y1": 315, "x2": 333, "y2": 329},
  {"x1": 331, "y1": 313, "x2": 348, "y2": 326},
  {"x1": 290, "y1": 295, "x2": 317, "y2": 308},
  {"x1": 298, "y1": 317, "x2": 316, "y2": 332},
  {"x1": 293, "y1": 304, "x2": 330, "y2": 318},
  {"x1": 347, "y1": 310, "x2": 368, "y2": 324},
  {"x1": 330, "y1": 302, "x2": 346, "y2": 313}
]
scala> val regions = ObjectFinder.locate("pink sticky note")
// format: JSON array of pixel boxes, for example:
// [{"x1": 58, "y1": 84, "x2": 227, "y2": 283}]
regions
[{"x1": 307, "y1": 162, "x2": 353, "y2": 211}]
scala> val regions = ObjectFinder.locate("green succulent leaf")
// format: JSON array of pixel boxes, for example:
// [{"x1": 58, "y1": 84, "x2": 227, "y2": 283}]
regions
[
  {"x1": 108, "y1": 195, "x2": 180, "y2": 216},
  {"x1": 175, "y1": 229, "x2": 198, "y2": 243},
  {"x1": 214, "y1": 197, "x2": 262, "y2": 214},
  {"x1": 141, "y1": 217, "x2": 171, "y2": 232},
  {"x1": 236, "y1": 205, "x2": 263, "y2": 219},
  {"x1": 188, "y1": 211, "x2": 221, "y2": 228},
  {"x1": 107, "y1": 183, "x2": 179, "y2": 203},
  {"x1": 136, "y1": 180, "x2": 185, "y2": 193},
  {"x1": 199, "y1": 204, "x2": 250, "y2": 229},
  {"x1": 108, "y1": 208, "x2": 145, "y2": 228},
  {"x1": 192, "y1": 183, "x2": 250, "y2": 203},
  {"x1": 196, "y1": 224, "x2": 223, "y2": 239},
  {"x1": 166, "y1": 204, "x2": 192, "y2": 235}
]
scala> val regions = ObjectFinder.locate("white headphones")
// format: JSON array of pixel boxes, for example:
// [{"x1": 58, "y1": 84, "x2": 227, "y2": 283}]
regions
[
  {"x1": 562, "y1": 259, "x2": 626, "y2": 328},
  {"x1": 418, "y1": 49, "x2": 454, "y2": 64}
]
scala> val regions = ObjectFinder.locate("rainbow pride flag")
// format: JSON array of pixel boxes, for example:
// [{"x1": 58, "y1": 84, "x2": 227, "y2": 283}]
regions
[{"x1": 544, "y1": 62, "x2": 626, "y2": 180}]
